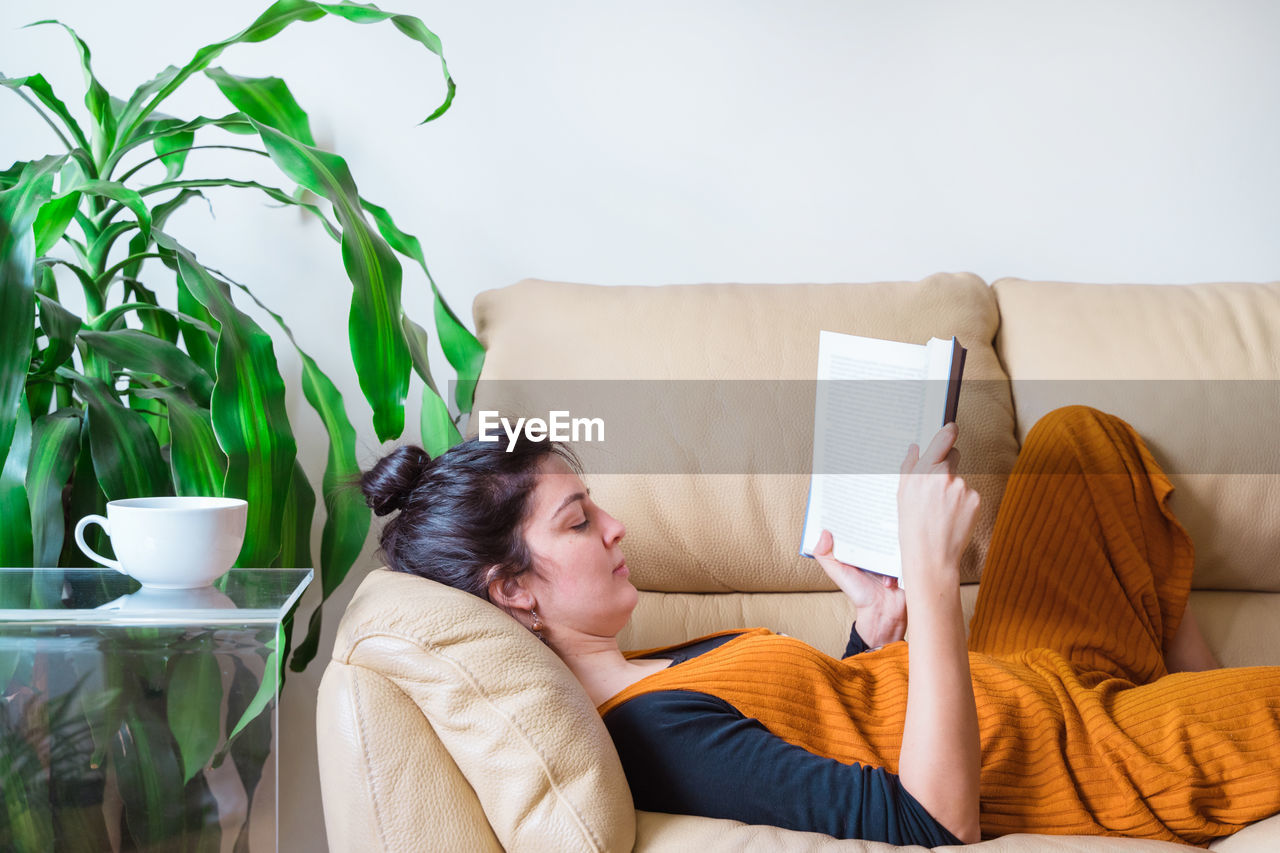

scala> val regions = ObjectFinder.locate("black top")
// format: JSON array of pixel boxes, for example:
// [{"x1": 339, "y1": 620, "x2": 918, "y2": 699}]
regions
[{"x1": 601, "y1": 624, "x2": 961, "y2": 846}]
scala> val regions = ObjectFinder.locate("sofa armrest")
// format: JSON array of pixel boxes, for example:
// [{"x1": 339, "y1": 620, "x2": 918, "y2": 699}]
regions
[{"x1": 317, "y1": 661, "x2": 501, "y2": 852}]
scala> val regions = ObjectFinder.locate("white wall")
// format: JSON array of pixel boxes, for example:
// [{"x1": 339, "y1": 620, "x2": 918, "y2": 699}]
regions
[{"x1": 4, "y1": 1, "x2": 1279, "y2": 850}]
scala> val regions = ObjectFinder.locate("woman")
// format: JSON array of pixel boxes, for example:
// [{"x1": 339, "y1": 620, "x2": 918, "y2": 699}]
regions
[{"x1": 361, "y1": 405, "x2": 1280, "y2": 846}]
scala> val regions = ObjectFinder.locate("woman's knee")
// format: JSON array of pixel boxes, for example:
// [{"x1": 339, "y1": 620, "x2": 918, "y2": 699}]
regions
[
  {"x1": 1018, "y1": 406, "x2": 1137, "y2": 474},
  {"x1": 1028, "y1": 405, "x2": 1116, "y2": 439}
]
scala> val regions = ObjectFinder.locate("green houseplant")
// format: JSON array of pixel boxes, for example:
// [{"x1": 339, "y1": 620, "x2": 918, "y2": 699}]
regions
[{"x1": 0, "y1": 1, "x2": 484, "y2": 848}]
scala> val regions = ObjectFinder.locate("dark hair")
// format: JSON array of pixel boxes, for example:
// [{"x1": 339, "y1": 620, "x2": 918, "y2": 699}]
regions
[{"x1": 360, "y1": 435, "x2": 582, "y2": 601}]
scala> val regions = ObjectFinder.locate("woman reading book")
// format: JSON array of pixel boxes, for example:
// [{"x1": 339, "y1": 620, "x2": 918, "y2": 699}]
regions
[{"x1": 360, "y1": 405, "x2": 1280, "y2": 846}]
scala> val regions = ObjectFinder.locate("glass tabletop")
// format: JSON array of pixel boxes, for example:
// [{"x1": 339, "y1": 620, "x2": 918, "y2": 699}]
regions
[{"x1": 0, "y1": 567, "x2": 313, "y2": 625}]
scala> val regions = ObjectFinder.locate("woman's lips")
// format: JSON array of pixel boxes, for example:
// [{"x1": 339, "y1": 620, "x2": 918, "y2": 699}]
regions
[{"x1": 614, "y1": 562, "x2": 629, "y2": 577}]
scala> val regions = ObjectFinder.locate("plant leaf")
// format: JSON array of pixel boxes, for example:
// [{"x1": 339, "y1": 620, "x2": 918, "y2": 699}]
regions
[
  {"x1": 0, "y1": 72, "x2": 91, "y2": 152},
  {"x1": 401, "y1": 312, "x2": 441, "y2": 395},
  {"x1": 274, "y1": 461, "x2": 316, "y2": 569},
  {"x1": 0, "y1": 161, "x2": 27, "y2": 190},
  {"x1": 26, "y1": 382, "x2": 55, "y2": 424},
  {"x1": 111, "y1": 711, "x2": 186, "y2": 847},
  {"x1": 26, "y1": 20, "x2": 118, "y2": 157},
  {"x1": 129, "y1": 279, "x2": 181, "y2": 343},
  {"x1": 155, "y1": 233, "x2": 297, "y2": 566},
  {"x1": 115, "y1": 65, "x2": 181, "y2": 140},
  {"x1": 119, "y1": 0, "x2": 453, "y2": 145},
  {"x1": 118, "y1": 180, "x2": 333, "y2": 255},
  {"x1": 205, "y1": 68, "x2": 315, "y2": 146},
  {"x1": 86, "y1": 221, "x2": 140, "y2": 279},
  {"x1": 25, "y1": 408, "x2": 81, "y2": 567},
  {"x1": 114, "y1": 187, "x2": 209, "y2": 312},
  {"x1": 383, "y1": 10, "x2": 456, "y2": 123},
  {"x1": 57, "y1": 418, "x2": 106, "y2": 567},
  {"x1": 420, "y1": 384, "x2": 461, "y2": 460},
  {"x1": 284, "y1": 348, "x2": 372, "y2": 669},
  {"x1": 26, "y1": 267, "x2": 60, "y2": 420},
  {"x1": 167, "y1": 651, "x2": 223, "y2": 783},
  {"x1": 365, "y1": 199, "x2": 484, "y2": 412},
  {"x1": 174, "y1": 267, "x2": 219, "y2": 377},
  {"x1": 32, "y1": 293, "x2": 82, "y2": 377},
  {"x1": 0, "y1": 159, "x2": 64, "y2": 480},
  {"x1": 139, "y1": 176, "x2": 340, "y2": 236},
  {"x1": 33, "y1": 190, "x2": 80, "y2": 256},
  {"x1": 222, "y1": 654, "x2": 274, "y2": 853},
  {"x1": 0, "y1": 395, "x2": 34, "y2": 566},
  {"x1": 289, "y1": 602, "x2": 326, "y2": 673},
  {"x1": 312, "y1": 1, "x2": 456, "y2": 123},
  {"x1": 151, "y1": 188, "x2": 210, "y2": 231},
  {"x1": 0, "y1": 702, "x2": 56, "y2": 852},
  {"x1": 0, "y1": 193, "x2": 38, "y2": 470},
  {"x1": 66, "y1": 373, "x2": 170, "y2": 501},
  {"x1": 79, "y1": 329, "x2": 214, "y2": 406},
  {"x1": 91, "y1": 302, "x2": 215, "y2": 338},
  {"x1": 301, "y1": 351, "x2": 369, "y2": 590},
  {"x1": 402, "y1": 311, "x2": 463, "y2": 457},
  {"x1": 136, "y1": 387, "x2": 227, "y2": 498},
  {"x1": 152, "y1": 119, "x2": 197, "y2": 181},
  {"x1": 249, "y1": 120, "x2": 409, "y2": 440},
  {"x1": 226, "y1": 623, "x2": 281, "y2": 743},
  {"x1": 37, "y1": 258, "x2": 98, "y2": 309},
  {"x1": 113, "y1": 113, "x2": 256, "y2": 172},
  {"x1": 2, "y1": 155, "x2": 67, "y2": 221},
  {"x1": 118, "y1": 0, "x2": 325, "y2": 142},
  {"x1": 213, "y1": 275, "x2": 370, "y2": 669},
  {"x1": 64, "y1": 177, "x2": 151, "y2": 239}
]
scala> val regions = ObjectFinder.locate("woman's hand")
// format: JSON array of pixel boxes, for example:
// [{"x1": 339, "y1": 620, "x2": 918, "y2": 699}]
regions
[
  {"x1": 813, "y1": 529, "x2": 906, "y2": 648},
  {"x1": 897, "y1": 422, "x2": 981, "y2": 589}
]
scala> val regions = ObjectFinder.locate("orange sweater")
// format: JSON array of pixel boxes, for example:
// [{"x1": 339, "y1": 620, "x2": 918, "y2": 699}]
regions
[
  {"x1": 600, "y1": 629, "x2": 1280, "y2": 844},
  {"x1": 601, "y1": 407, "x2": 1280, "y2": 844}
]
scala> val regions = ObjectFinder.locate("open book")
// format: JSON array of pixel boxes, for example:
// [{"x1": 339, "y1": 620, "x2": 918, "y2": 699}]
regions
[{"x1": 799, "y1": 331, "x2": 966, "y2": 580}]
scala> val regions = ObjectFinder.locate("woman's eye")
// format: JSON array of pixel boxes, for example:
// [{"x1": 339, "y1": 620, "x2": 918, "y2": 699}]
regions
[{"x1": 571, "y1": 518, "x2": 590, "y2": 531}]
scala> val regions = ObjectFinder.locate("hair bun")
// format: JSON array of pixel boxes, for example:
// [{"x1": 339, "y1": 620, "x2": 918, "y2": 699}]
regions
[{"x1": 361, "y1": 445, "x2": 432, "y2": 516}]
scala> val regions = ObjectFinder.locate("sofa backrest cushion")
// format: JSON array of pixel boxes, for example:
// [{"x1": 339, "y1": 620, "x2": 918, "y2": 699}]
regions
[
  {"x1": 328, "y1": 569, "x2": 635, "y2": 853},
  {"x1": 472, "y1": 275, "x2": 1019, "y2": 588},
  {"x1": 993, "y1": 278, "x2": 1280, "y2": 591}
]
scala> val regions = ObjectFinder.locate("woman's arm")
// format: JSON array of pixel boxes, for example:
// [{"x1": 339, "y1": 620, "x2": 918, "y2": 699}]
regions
[{"x1": 894, "y1": 423, "x2": 982, "y2": 843}]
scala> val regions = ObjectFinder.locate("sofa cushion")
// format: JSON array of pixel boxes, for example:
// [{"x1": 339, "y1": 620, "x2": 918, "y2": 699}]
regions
[
  {"x1": 992, "y1": 278, "x2": 1280, "y2": 592},
  {"x1": 472, "y1": 275, "x2": 1019, "y2": 588},
  {"x1": 329, "y1": 568, "x2": 635, "y2": 853},
  {"x1": 634, "y1": 810, "x2": 1207, "y2": 852},
  {"x1": 616, "y1": 587, "x2": 1280, "y2": 670}
]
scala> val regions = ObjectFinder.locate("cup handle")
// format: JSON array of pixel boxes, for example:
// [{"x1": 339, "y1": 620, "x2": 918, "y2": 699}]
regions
[{"x1": 74, "y1": 514, "x2": 125, "y2": 574}]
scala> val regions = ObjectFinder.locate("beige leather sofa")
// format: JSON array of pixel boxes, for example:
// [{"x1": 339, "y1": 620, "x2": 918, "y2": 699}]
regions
[{"x1": 317, "y1": 274, "x2": 1280, "y2": 852}]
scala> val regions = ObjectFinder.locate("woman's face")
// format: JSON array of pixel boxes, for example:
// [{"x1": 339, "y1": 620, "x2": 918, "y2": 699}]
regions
[{"x1": 519, "y1": 454, "x2": 636, "y2": 641}]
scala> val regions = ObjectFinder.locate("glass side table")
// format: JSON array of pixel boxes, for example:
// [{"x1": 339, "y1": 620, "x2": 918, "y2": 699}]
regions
[{"x1": 0, "y1": 567, "x2": 312, "y2": 853}]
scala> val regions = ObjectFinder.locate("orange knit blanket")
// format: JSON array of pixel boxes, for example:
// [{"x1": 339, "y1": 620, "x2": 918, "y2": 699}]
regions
[{"x1": 601, "y1": 407, "x2": 1280, "y2": 844}]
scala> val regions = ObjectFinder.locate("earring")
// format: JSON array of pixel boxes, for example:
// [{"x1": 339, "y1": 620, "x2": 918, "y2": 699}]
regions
[{"x1": 530, "y1": 609, "x2": 547, "y2": 644}]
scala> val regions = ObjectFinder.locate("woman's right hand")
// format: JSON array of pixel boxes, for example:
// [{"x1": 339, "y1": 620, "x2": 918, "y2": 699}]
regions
[{"x1": 897, "y1": 422, "x2": 981, "y2": 589}]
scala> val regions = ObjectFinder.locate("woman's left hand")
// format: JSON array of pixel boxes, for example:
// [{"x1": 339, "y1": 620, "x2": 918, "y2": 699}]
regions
[{"x1": 813, "y1": 529, "x2": 907, "y2": 648}]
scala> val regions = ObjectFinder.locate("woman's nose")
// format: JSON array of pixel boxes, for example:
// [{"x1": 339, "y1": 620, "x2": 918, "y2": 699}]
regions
[{"x1": 602, "y1": 510, "x2": 625, "y2": 544}]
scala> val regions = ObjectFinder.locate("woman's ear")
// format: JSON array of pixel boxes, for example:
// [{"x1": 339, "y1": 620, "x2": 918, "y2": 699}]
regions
[{"x1": 487, "y1": 569, "x2": 534, "y2": 614}]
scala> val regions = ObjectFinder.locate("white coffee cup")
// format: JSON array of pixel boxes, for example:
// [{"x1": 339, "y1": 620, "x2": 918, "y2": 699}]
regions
[{"x1": 75, "y1": 496, "x2": 248, "y2": 589}]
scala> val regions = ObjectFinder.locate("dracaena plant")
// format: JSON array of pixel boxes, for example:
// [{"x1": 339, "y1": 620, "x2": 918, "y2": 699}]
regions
[
  {"x1": 0, "y1": 2, "x2": 483, "y2": 847},
  {"x1": 0, "y1": 0, "x2": 483, "y2": 653}
]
